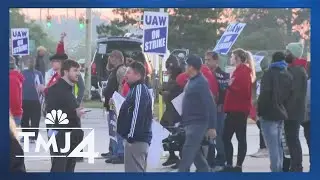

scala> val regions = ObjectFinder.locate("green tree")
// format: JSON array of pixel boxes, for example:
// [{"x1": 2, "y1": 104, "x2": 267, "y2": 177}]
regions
[
  {"x1": 10, "y1": 8, "x2": 56, "y2": 55},
  {"x1": 96, "y1": 23, "x2": 127, "y2": 37},
  {"x1": 107, "y1": 8, "x2": 228, "y2": 55},
  {"x1": 233, "y1": 8, "x2": 310, "y2": 51}
]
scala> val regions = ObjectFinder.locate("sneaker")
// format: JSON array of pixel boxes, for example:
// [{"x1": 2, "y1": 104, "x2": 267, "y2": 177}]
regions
[
  {"x1": 101, "y1": 152, "x2": 112, "y2": 158},
  {"x1": 105, "y1": 158, "x2": 114, "y2": 164},
  {"x1": 212, "y1": 166, "x2": 225, "y2": 172},
  {"x1": 250, "y1": 148, "x2": 268, "y2": 158},
  {"x1": 162, "y1": 156, "x2": 179, "y2": 166},
  {"x1": 111, "y1": 157, "x2": 124, "y2": 164},
  {"x1": 171, "y1": 161, "x2": 179, "y2": 169}
]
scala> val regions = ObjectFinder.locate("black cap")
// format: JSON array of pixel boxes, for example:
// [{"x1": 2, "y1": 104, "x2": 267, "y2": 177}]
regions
[
  {"x1": 186, "y1": 54, "x2": 202, "y2": 70},
  {"x1": 50, "y1": 53, "x2": 68, "y2": 61}
]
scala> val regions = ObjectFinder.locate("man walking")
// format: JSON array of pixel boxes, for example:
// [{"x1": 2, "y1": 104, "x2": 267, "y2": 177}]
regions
[
  {"x1": 258, "y1": 52, "x2": 293, "y2": 172},
  {"x1": 205, "y1": 51, "x2": 229, "y2": 171},
  {"x1": 178, "y1": 54, "x2": 217, "y2": 172},
  {"x1": 117, "y1": 61, "x2": 153, "y2": 172},
  {"x1": 46, "y1": 59, "x2": 85, "y2": 172},
  {"x1": 284, "y1": 42, "x2": 308, "y2": 172},
  {"x1": 21, "y1": 56, "x2": 44, "y2": 143}
]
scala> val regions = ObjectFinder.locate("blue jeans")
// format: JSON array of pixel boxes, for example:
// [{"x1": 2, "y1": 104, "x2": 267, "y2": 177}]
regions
[
  {"x1": 13, "y1": 116, "x2": 21, "y2": 127},
  {"x1": 260, "y1": 119, "x2": 284, "y2": 172},
  {"x1": 207, "y1": 108, "x2": 226, "y2": 167},
  {"x1": 109, "y1": 134, "x2": 124, "y2": 158}
]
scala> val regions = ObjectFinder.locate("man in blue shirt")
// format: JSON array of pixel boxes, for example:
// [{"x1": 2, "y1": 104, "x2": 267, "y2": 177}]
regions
[
  {"x1": 21, "y1": 56, "x2": 44, "y2": 143},
  {"x1": 178, "y1": 54, "x2": 217, "y2": 172}
]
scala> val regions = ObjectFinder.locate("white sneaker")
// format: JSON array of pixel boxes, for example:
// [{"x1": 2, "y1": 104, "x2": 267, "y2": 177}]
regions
[
  {"x1": 212, "y1": 166, "x2": 224, "y2": 172},
  {"x1": 250, "y1": 148, "x2": 268, "y2": 158}
]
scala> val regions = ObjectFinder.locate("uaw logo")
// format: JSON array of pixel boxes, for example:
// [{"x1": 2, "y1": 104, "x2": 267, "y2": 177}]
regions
[{"x1": 17, "y1": 109, "x2": 99, "y2": 164}]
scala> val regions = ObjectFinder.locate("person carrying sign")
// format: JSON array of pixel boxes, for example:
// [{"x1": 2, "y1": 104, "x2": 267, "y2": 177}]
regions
[{"x1": 102, "y1": 50, "x2": 127, "y2": 164}]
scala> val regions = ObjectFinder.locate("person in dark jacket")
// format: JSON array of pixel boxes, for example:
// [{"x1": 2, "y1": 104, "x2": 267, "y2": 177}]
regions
[
  {"x1": 178, "y1": 54, "x2": 217, "y2": 172},
  {"x1": 117, "y1": 61, "x2": 153, "y2": 172},
  {"x1": 35, "y1": 46, "x2": 48, "y2": 78},
  {"x1": 21, "y1": 56, "x2": 44, "y2": 143},
  {"x1": 284, "y1": 42, "x2": 308, "y2": 172},
  {"x1": 258, "y1": 52, "x2": 293, "y2": 172},
  {"x1": 160, "y1": 55, "x2": 184, "y2": 168},
  {"x1": 205, "y1": 51, "x2": 230, "y2": 171},
  {"x1": 46, "y1": 59, "x2": 85, "y2": 172},
  {"x1": 102, "y1": 50, "x2": 127, "y2": 164},
  {"x1": 223, "y1": 49, "x2": 253, "y2": 172},
  {"x1": 103, "y1": 50, "x2": 127, "y2": 110},
  {"x1": 10, "y1": 116, "x2": 26, "y2": 172}
]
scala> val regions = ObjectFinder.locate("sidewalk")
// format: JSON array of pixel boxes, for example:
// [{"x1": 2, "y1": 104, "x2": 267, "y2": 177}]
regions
[{"x1": 23, "y1": 108, "x2": 310, "y2": 172}]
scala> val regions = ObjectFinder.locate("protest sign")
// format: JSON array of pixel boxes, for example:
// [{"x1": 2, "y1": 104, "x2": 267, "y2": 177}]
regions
[
  {"x1": 213, "y1": 23, "x2": 246, "y2": 55},
  {"x1": 11, "y1": 28, "x2": 29, "y2": 56},
  {"x1": 143, "y1": 11, "x2": 169, "y2": 54}
]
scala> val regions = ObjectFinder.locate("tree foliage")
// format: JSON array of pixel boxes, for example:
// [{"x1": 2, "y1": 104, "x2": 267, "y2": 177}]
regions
[
  {"x1": 99, "y1": 8, "x2": 229, "y2": 55},
  {"x1": 233, "y1": 8, "x2": 310, "y2": 52},
  {"x1": 9, "y1": 8, "x2": 56, "y2": 55}
]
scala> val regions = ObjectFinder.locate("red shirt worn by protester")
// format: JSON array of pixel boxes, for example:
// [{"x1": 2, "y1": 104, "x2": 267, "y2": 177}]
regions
[
  {"x1": 176, "y1": 65, "x2": 219, "y2": 101},
  {"x1": 9, "y1": 70, "x2": 24, "y2": 118},
  {"x1": 44, "y1": 40, "x2": 66, "y2": 95},
  {"x1": 44, "y1": 72, "x2": 61, "y2": 95},
  {"x1": 121, "y1": 79, "x2": 130, "y2": 97},
  {"x1": 224, "y1": 64, "x2": 252, "y2": 114},
  {"x1": 290, "y1": 58, "x2": 308, "y2": 70}
]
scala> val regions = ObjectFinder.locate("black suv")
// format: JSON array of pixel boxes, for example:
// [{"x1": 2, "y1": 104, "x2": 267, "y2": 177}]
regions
[{"x1": 91, "y1": 36, "x2": 151, "y2": 100}]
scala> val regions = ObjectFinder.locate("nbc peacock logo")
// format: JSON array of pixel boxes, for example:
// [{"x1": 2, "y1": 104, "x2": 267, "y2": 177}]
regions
[
  {"x1": 45, "y1": 109, "x2": 69, "y2": 125},
  {"x1": 17, "y1": 109, "x2": 99, "y2": 163}
]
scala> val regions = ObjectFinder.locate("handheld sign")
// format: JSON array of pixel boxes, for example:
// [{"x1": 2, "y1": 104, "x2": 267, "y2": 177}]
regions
[
  {"x1": 253, "y1": 55, "x2": 264, "y2": 72},
  {"x1": 143, "y1": 11, "x2": 169, "y2": 54},
  {"x1": 11, "y1": 28, "x2": 29, "y2": 56},
  {"x1": 213, "y1": 23, "x2": 246, "y2": 55}
]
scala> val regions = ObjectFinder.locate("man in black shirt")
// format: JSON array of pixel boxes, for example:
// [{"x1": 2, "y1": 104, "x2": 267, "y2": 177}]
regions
[{"x1": 46, "y1": 59, "x2": 85, "y2": 172}]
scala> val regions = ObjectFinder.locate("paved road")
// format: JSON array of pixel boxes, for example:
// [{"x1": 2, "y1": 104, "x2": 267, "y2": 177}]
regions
[{"x1": 22, "y1": 108, "x2": 310, "y2": 172}]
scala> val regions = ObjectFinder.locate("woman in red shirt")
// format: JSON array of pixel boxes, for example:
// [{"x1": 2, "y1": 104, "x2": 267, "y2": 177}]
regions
[{"x1": 223, "y1": 48, "x2": 255, "y2": 172}]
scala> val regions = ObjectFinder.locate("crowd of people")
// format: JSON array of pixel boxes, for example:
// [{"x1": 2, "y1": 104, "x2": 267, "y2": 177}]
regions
[
  {"x1": 157, "y1": 42, "x2": 310, "y2": 172},
  {"x1": 9, "y1": 30, "x2": 310, "y2": 173}
]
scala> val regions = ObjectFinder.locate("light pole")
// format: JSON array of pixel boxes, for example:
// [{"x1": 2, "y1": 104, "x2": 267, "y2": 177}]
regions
[{"x1": 84, "y1": 8, "x2": 92, "y2": 100}]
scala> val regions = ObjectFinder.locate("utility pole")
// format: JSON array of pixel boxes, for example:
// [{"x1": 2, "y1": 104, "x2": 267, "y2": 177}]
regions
[
  {"x1": 84, "y1": 8, "x2": 92, "y2": 100},
  {"x1": 158, "y1": 8, "x2": 165, "y2": 120}
]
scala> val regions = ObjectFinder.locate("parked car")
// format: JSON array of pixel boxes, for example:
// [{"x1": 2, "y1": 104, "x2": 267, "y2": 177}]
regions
[{"x1": 91, "y1": 36, "x2": 152, "y2": 101}]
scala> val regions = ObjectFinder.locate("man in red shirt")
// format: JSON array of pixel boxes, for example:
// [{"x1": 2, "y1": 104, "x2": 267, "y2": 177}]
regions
[{"x1": 9, "y1": 55, "x2": 24, "y2": 126}]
